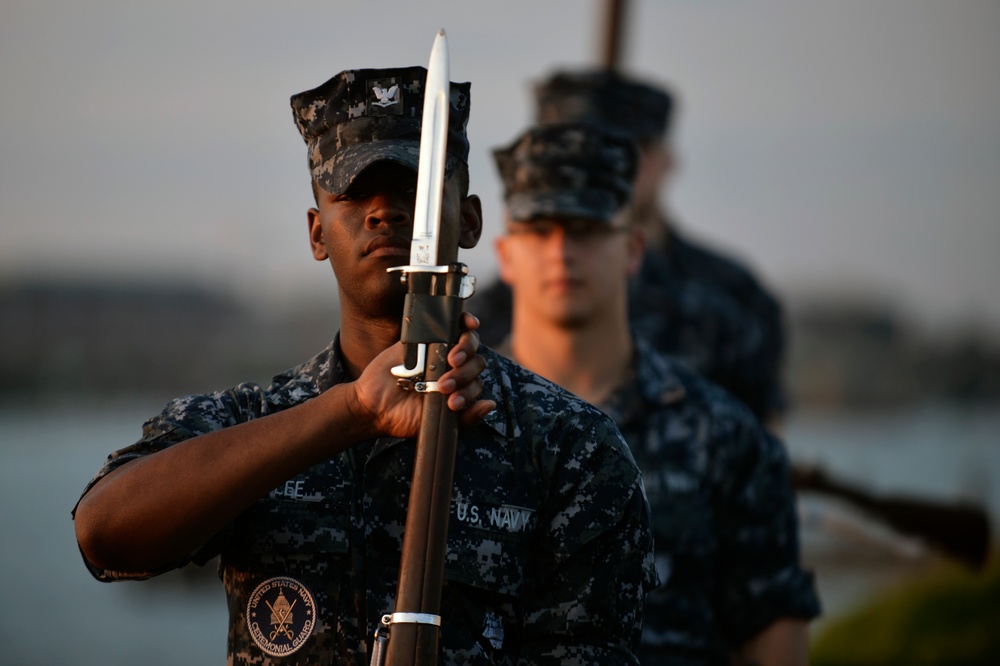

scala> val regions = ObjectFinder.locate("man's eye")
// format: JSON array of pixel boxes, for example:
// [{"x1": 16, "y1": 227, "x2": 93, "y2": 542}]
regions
[
  {"x1": 567, "y1": 227, "x2": 598, "y2": 239},
  {"x1": 508, "y1": 223, "x2": 562, "y2": 238}
]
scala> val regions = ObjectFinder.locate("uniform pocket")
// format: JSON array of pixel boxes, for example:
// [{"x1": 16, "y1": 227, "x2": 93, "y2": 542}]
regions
[
  {"x1": 444, "y1": 502, "x2": 534, "y2": 598},
  {"x1": 437, "y1": 513, "x2": 533, "y2": 663},
  {"x1": 222, "y1": 491, "x2": 354, "y2": 663},
  {"x1": 229, "y1": 461, "x2": 355, "y2": 564}
]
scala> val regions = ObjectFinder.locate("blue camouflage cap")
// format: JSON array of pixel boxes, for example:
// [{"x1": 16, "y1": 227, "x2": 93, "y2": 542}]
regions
[
  {"x1": 291, "y1": 66, "x2": 471, "y2": 196},
  {"x1": 534, "y1": 69, "x2": 673, "y2": 143},
  {"x1": 493, "y1": 122, "x2": 639, "y2": 223}
]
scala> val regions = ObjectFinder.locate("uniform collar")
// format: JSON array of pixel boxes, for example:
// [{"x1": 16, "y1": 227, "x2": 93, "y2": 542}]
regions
[
  {"x1": 494, "y1": 333, "x2": 684, "y2": 411},
  {"x1": 476, "y1": 345, "x2": 520, "y2": 438},
  {"x1": 628, "y1": 336, "x2": 686, "y2": 407}
]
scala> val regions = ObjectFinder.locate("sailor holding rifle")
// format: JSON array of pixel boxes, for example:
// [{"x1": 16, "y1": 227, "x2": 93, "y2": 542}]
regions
[{"x1": 73, "y1": 34, "x2": 656, "y2": 665}]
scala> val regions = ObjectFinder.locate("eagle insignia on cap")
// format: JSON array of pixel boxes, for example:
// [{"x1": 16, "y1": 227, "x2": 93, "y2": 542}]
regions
[
  {"x1": 366, "y1": 77, "x2": 404, "y2": 116},
  {"x1": 372, "y1": 84, "x2": 399, "y2": 107}
]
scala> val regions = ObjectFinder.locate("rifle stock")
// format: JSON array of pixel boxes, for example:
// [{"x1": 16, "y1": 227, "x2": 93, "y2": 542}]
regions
[
  {"x1": 383, "y1": 269, "x2": 468, "y2": 666},
  {"x1": 793, "y1": 464, "x2": 992, "y2": 570}
]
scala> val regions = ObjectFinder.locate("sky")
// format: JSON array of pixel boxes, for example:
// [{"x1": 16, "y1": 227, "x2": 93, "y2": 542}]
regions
[{"x1": 2, "y1": 0, "x2": 999, "y2": 333}]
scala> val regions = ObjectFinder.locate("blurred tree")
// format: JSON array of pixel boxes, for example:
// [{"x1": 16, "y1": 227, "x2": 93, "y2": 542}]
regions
[{"x1": 811, "y1": 554, "x2": 1000, "y2": 665}]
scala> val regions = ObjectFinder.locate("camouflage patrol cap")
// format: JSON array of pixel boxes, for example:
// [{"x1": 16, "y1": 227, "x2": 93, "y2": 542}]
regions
[
  {"x1": 291, "y1": 66, "x2": 471, "y2": 196},
  {"x1": 493, "y1": 122, "x2": 638, "y2": 222},
  {"x1": 534, "y1": 69, "x2": 673, "y2": 143}
]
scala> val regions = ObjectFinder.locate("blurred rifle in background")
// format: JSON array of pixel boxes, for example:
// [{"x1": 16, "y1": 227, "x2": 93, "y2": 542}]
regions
[
  {"x1": 793, "y1": 464, "x2": 992, "y2": 570},
  {"x1": 600, "y1": 0, "x2": 628, "y2": 70}
]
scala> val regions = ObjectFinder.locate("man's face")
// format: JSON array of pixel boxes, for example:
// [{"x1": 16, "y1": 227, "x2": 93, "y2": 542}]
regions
[
  {"x1": 496, "y1": 209, "x2": 643, "y2": 329},
  {"x1": 308, "y1": 161, "x2": 481, "y2": 321}
]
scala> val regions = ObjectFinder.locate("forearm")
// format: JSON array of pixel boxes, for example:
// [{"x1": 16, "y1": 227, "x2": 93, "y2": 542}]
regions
[
  {"x1": 733, "y1": 619, "x2": 809, "y2": 666},
  {"x1": 74, "y1": 383, "x2": 374, "y2": 573}
]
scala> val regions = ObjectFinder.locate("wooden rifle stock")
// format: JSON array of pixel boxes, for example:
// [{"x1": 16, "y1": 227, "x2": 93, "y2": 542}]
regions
[
  {"x1": 793, "y1": 464, "x2": 992, "y2": 570},
  {"x1": 382, "y1": 268, "x2": 468, "y2": 666}
]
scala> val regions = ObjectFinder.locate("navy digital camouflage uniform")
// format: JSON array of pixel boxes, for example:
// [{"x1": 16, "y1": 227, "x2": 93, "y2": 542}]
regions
[
  {"x1": 290, "y1": 66, "x2": 472, "y2": 198},
  {"x1": 469, "y1": 69, "x2": 786, "y2": 423},
  {"x1": 631, "y1": 224, "x2": 785, "y2": 423},
  {"x1": 598, "y1": 338, "x2": 818, "y2": 664},
  {"x1": 76, "y1": 340, "x2": 657, "y2": 665},
  {"x1": 492, "y1": 122, "x2": 638, "y2": 223},
  {"x1": 74, "y1": 66, "x2": 657, "y2": 665},
  {"x1": 490, "y1": 121, "x2": 818, "y2": 664}
]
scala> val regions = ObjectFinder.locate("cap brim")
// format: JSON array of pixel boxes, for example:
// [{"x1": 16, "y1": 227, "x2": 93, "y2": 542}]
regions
[
  {"x1": 507, "y1": 190, "x2": 620, "y2": 222},
  {"x1": 314, "y1": 140, "x2": 460, "y2": 196}
]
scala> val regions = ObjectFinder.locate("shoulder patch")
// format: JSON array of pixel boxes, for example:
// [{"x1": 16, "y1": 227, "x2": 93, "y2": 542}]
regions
[{"x1": 246, "y1": 576, "x2": 317, "y2": 657}]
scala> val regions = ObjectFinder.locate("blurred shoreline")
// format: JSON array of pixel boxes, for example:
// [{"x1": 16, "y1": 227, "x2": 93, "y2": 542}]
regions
[{"x1": 4, "y1": 277, "x2": 999, "y2": 409}]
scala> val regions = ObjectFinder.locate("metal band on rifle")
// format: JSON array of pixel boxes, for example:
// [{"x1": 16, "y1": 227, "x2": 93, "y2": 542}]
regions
[{"x1": 383, "y1": 612, "x2": 442, "y2": 627}]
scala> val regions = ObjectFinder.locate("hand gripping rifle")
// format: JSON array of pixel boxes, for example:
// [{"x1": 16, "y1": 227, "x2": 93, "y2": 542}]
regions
[{"x1": 371, "y1": 30, "x2": 476, "y2": 666}]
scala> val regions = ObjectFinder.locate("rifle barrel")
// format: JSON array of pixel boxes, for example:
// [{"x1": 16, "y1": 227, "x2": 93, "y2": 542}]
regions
[{"x1": 600, "y1": 0, "x2": 628, "y2": 69}]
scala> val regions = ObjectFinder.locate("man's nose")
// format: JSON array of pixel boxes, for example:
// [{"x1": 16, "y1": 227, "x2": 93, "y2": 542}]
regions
[
  {"x1": 546, "y1": 227, "x2": 575, "y2": 262},
  {"x1": 365, "y1": 197, "x2": 413, "y2": 229}
]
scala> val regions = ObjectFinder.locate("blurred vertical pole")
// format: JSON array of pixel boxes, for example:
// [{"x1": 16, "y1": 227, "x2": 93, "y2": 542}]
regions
[{"x1": 600, "y1": 0, "x2": 629, "y2": 70}]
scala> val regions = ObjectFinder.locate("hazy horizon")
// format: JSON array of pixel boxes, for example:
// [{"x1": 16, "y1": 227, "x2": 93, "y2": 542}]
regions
[{"x1": 3, "y1": 0, "x2": 999, "y2": 334}]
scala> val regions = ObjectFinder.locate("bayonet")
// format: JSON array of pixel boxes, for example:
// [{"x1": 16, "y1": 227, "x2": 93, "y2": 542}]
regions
[
  {"x1": 389, "y1": 30, "x2": 475, "y2": 387},
  {"x1": 409, "y1": 29, "x2": 449, "y2": 269},
  {"x1": 375, "y1": 30, "x2": 476, "y2": 666}
]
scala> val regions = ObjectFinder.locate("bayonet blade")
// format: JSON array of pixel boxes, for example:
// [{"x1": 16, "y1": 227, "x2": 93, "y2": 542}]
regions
[{"x1": 409, "y1": 29, "x2": 450, "y2": 268}]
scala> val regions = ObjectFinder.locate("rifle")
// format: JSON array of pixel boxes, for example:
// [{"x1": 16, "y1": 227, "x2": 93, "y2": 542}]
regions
[
  {"x1": 600, "y1": 0, "x2": 629, "y2": 70},
  {"x1": 371, "y1": 30, "x2": 476, "y2": 666},
  {"x1": 792, "y1": 463, "x2": 992, "y2": 570}
]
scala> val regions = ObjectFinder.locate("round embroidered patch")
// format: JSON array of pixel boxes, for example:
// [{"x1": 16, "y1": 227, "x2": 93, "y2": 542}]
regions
[{"x1": 246, "y1": 576, "x2": 317, "y2": 657}]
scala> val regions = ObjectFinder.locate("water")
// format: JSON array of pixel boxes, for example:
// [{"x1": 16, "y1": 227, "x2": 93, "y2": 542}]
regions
[
  {"x1": 1, "y1": 398, "x2": 996, "y2": 663},
  {"x1": 784, "y1": 403, "x2": 998, "y2": 509},
  {"x1": 0, "y1": 399, "x2": 228, "y2": 665},
  {"x1": 784, "y1": 402, "x2": 1000, "y2": 630}
]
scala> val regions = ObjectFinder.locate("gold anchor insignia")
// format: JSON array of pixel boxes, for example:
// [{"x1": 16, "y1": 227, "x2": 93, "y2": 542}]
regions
[{"x1": 266, "y1": 588, "x2": 298, "y2": 641}]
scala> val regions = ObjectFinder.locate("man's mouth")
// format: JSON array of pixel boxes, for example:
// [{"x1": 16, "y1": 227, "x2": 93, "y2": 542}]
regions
[
  {"x1": 545, "y1": 275, "x2": 583, "y2": 291},
  {"x1": 364, "y1": 236, "x2": 411, "y2": 258}
]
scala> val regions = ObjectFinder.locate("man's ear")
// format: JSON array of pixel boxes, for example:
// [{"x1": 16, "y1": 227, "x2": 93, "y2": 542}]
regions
[
  {"x1": 626, "y1": 225, "x2": 647, "y2": 277},
  {"x1": 662, "y1": 143, "x2": 678, "y2": 180},
  {"x1": 458, "y1": 194, "x2": 484, "y2": 249},
  {"x1": 494, "y1": 234, "x2": 515, "y2": 286},
  {"x1": 307, "y1": 208, "x2": 328, "y2": 261}
]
